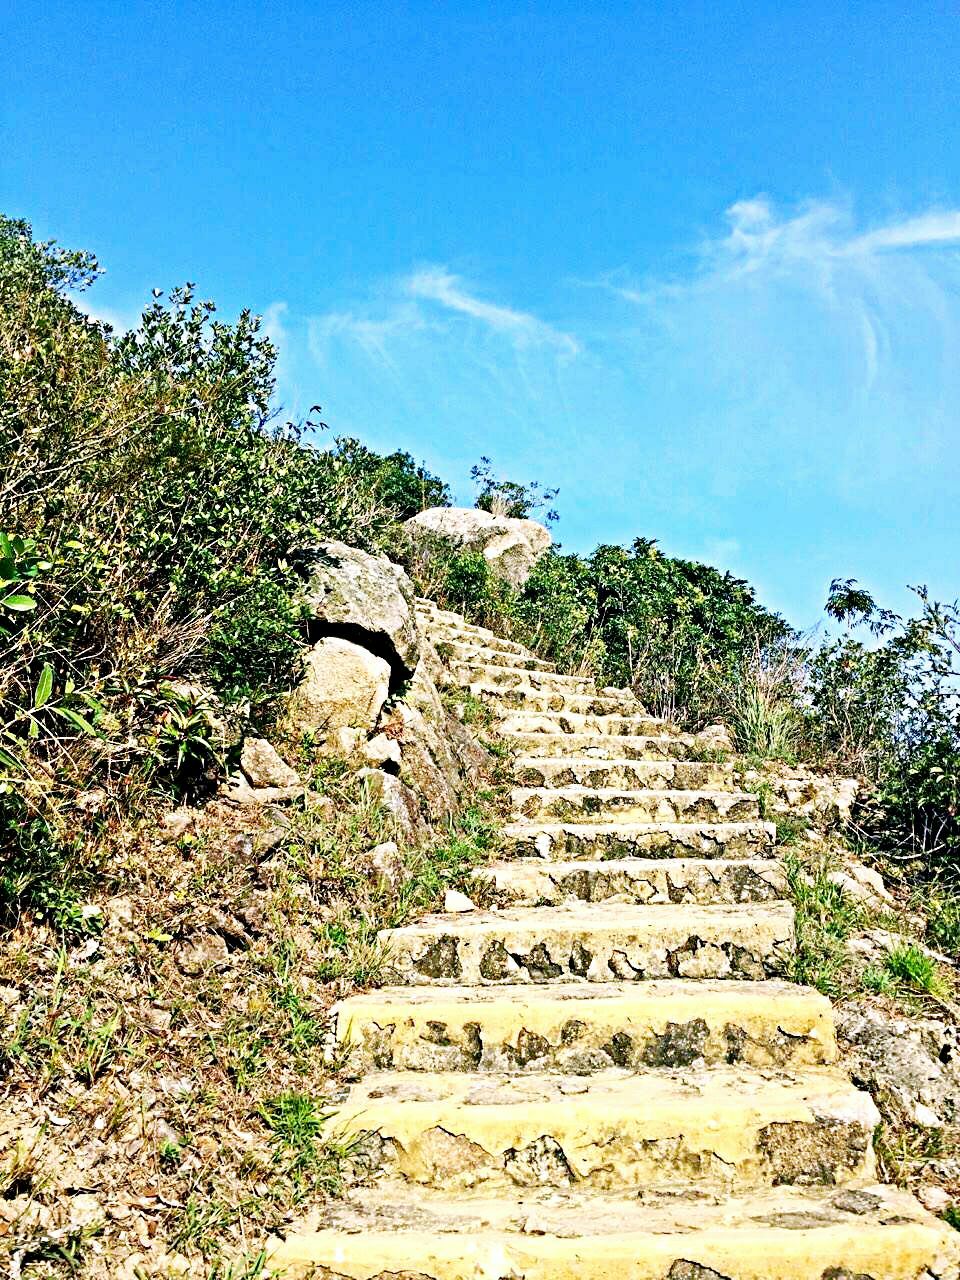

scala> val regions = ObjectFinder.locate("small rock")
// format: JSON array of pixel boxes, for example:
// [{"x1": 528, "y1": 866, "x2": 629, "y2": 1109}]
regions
[
  {"x1": 363, "y1": 732, "x2": 403, "y2": 771},
  {"x1": 914, "y1": 1101, "x2": 942, "y2": 1128},
  {"x1": 174, "y1": 932, "x2": 229, "y2": 976},
  {"x1": 331, "y1": 726, "x2": 364, "y2": 756},
  {"x1": 358, "y1": 768, "x2": 430, "y2": 845},
  {"x1": 443, "y1": 889, "x2": 477, "y2": 914},
  {"x1": 221, "y1": 774, "x2": 303, "y2": 806},
  {"x1": 693, "y1": 722, "x2": 734, "y2": 754},
  {"x1": 106, "y1": 896, "x2": 135, "y2": 927},
  {"x1": 828, "y1": 864, "x2": 892, "y2": 908},
  {"x1": 918, "y1": 1184, "x2": 952, "y2": 1213},
  {"x1": 367, "y1": 841, "x2": 403, "y2": 891},
  {"x1": 75, "y1": 788, "x2": 107, "y2": 815},
  {"x1": 240, "y1": 737, "x2": 301, "y2": 789},
  {"x1": 160, "y1": 809, "x2": 194, "y2": 840}
]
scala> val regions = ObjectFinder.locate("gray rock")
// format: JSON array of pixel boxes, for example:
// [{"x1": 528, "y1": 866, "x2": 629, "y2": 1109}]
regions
[
  {"x1": 366, "y1": 840, "x2": 404, "y2": 891},
  {"x1": 443, "y1": 889, "x2": 477, "y2": 914},
  {"x1": 404, "y1": 506, "x2": 551, "y2": 589},
  {"x1": 302, "y1": 540, "x2": 419, "y2": 678},
  {"x1": 358, "y1": 768, "x2": 431, "y2": 846},
  {"x1": 828, "y1": 863, "x2": 892, "y2": 908},
  {"x1": 837, "y1": 1006, "x2": 960, "y2": 1127},
  {"x1": 221, "y1": 774, "x2": 304, "y2": 806},
  {"x1": 286, "y1": 636, "x2": 390, "y2": 743},
  {"x1": 240, "y1": 737, "x2": 301, "y2": 789},
  {"x1": 390, "y1": 641, "x2": 493, "y2": 821},
  {"x1": 363, "y1": 732, "x2": 403, "y2": 771}
]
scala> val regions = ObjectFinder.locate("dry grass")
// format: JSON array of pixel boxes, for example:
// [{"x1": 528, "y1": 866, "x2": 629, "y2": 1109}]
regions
[{"x1": 0, "y1": 751, "x2": 502, "y2": 1278}]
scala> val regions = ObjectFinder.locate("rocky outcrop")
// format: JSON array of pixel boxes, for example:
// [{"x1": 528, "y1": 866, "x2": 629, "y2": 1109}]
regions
[
  {"x1": 284, "y1": 544, "x2": 494, "y2": 841},
  {"x1": 301, "y1": 540, "x2": 420, "y2": 679},
  {"x1": 387, "y1": 639, "x2": 491, "y2": 822},
  {"x1": 404, "y1": 506, "x2": 551, "y2": 589},
  {"x1": 285, "y1": 636, "x2": 390, "y2": 741},
  {"x1": 837, "y1": 1005, "x2": 960, "y2": 1129}
]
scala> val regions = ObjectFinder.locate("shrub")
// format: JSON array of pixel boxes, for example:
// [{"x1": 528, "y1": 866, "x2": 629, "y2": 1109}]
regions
[
  {"x1": 0, "y1": 216, "x2": 451, "y2": 922},
  {"x1": 803, "y1": 581, "x2": 960, "y2": 868}
]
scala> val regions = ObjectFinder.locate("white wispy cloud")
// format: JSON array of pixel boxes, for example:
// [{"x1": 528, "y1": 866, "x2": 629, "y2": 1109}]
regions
[
  {"x1": 270, "y1": 196, "x2": 960, "y2": 624},
  {"x1": 717, "y1": 196, "x2": 960, "y2": 270},
  {"x1": 404, "y1": 266, "x2": 581, "y2": 356}
]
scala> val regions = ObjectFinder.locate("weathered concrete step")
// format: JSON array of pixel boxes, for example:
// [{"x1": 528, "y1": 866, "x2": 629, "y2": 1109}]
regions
[
  {"x1": 500, "y1": 709, "x2": 671, "y2": 737},
  {"x1": 452, "y1": 661, "x2": 594, "y2": 694},
  {"x1": 473, "y1": 684, "x2": 638, "y2": 717},
  {"x1": 506, "y1": 731, "x2": 696, "y2": 761},
  {"x1": 332, "y1": 978, "x2": 837, "y2": 1074},
  {"x1": 332, "y1": 1066, "x2": 879, "y2": 1193},
  {"x1": 418, "y1": 613, "x2": 536, "y2": 659},
  {"x1": 438, "y1": 637, "x2": 554, "y2": 671},
  {"x1": 512, "y1": 785, "x2": 760, "y2": 824},
  {"x1": 514, "y1": 754, "x2": 736, "y2": 791},
  {"x1": 380, "y1": 901, "x2": 794, "y2": 985},
  {"x1": 503, "y1": 819, "x2": 777, "y2": 861},
  {"x1": 479, "y1": 856, "x2": 787, "y2": 907},
  {"x1": 270, "y1": 1183, "x2": 960, "y2": 1280}
]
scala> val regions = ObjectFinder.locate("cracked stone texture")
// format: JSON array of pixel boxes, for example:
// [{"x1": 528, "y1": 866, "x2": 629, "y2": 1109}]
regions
[
  {"x1": 511, "y1": 785, "x2": 760, "y2": 824},
  {"x1": 482, "y1": 856, "x2": 787, "y2": 908},
  {"x1": 334, "y1": 979, "x2": 837, "y2": 1075},
  {"x1": 269, "y1": 1184, "x2": 959, "y2": 1280},
  {"x1": 837, "y1": 1005, "x2": 960, "y2": 1128},
  {"x1": 339, "y1": 1068, "x2": 879, "y2": 1193},
  {"x1": 381, "y1": 903, "x2": 794, "y2": 986},
  {"x1": 502, "y1": 820, "x2": 777, "y2": 862}
]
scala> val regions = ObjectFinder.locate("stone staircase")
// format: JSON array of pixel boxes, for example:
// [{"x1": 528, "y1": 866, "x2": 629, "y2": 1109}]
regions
[{"x1": 271, "y1": 601, "x2": 958, "y2": 1279}]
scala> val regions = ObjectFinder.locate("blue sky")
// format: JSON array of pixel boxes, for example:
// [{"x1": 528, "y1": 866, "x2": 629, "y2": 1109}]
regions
[{"x1": 3, "y1": 1, "x2": 959, "y2": 627}]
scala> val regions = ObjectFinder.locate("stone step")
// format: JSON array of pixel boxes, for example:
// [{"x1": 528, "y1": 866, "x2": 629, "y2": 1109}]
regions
[
  {"x1": 438, "y1": 637, "x2": 555, "y2": 670},
  {"x1": 478, "y1": 856, "x2": 787, "y2": 908},
  {"x1": 379, "y1": 901, "x2": 794, "y2": 985},
  {"x1": 500, "y1": 709, "x2": 672, "y2": 737},
  {"x1": 472, "y1": 684, "x2": 639, "y2": 717},
  {"x1": 330, "y1": 1066, "x2": 879, "y2": 1193},
  {"x1": 503, "y1": 819, "x2": 777, "y2": 861},
  {"x1": 505, "y1": 731, "x2": 696, "y2": 761},
  {"x1": 434, "y1": 633, "x2": 552, "y2": 667},
  {"x1": 511, "y1": 785, "x2": 761, "y2": 825},
  {"x1": 269, "y1": 1183, "x2": 960, "y2": 1280},
  {"x1": 451, "y1": 661, "x2": 594, "y2": 694},
  {"x1": 332, "y1": 977, "x2": 837, "y2": 1074},
  {"x1": 418, "y1": 614, "x2": 537, "y2": 660},
  {"x1": 514, "y1": 754, "x2": 737, "y2": 791}
]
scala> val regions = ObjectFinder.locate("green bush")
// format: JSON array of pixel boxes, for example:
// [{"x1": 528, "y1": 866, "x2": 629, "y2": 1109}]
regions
[
  {"x1": 510, "y1": 540, "x2": 790, "y2": 722},
  {"x1": 0, "y1": 216, "x2": 448, "y2": 922}
]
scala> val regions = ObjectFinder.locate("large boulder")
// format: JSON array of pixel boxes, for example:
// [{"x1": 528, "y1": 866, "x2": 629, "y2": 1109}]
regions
[
  {"x1": 285, "y1": 637, "x2": 390, "y2": 741},
  {"x1": 404, "y1": 507, "x2": 551, "y2": 589},
  {"x1": 301, "y1": 541, "x2": 419, "y2": 679}
]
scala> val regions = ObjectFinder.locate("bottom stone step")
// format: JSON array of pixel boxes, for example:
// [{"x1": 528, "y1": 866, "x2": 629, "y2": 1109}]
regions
[
  {"x1": 333, "y1": 1066, "x2": 879, "y2": 1193},
  {"x1": 269, "y1": 1184, "x2": 959, "y2": 1280}
]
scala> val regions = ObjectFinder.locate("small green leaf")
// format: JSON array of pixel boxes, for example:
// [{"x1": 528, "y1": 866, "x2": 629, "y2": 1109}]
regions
[
  {"x1": 54, "y1": 706, "x2": 99, "y2": 735},
  {"x1": 1, "y1": 594, "x2": 36, "y2": 612},
  {"x1": 34, "y1": 662, "x2": 54, "y2": 709}
]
